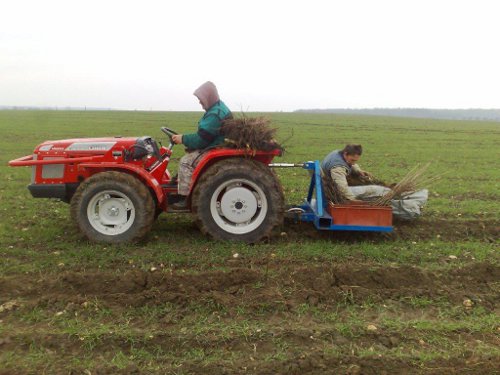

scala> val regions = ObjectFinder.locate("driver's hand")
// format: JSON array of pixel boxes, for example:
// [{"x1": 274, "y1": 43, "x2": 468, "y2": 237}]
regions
[{"x1": 172, "y1": 134, "x2": 183, "y2": 144}]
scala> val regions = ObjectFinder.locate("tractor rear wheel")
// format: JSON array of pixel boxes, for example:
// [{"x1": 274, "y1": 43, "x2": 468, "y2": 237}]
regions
[
  {"x1": 191, "y1": 159, "x2": 284, "y2": 243},
  {"x1": 70, "y1": 172, "x2": 155, "y2": 243}
]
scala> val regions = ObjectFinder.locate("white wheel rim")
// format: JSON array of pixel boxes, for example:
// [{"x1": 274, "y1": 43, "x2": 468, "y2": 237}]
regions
[
  {"x1": 87, "y1": 190, "x2": 135, "y2": 236},
  {"x1": 210, "y1": 178, "x2": 268, "y2": 235}
]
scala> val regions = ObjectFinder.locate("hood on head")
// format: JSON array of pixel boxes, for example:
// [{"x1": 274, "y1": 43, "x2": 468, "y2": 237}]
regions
[{"x1": 193, "y1": 81, "x2": 220, "y2": 110}]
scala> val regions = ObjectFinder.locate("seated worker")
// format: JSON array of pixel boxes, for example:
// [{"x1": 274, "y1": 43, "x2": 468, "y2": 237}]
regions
[
  {"x1": 321, "y1": 144, "x2": 373, "y2": 202},
  {"x1": 171, "y1": 81, "x2": 232, "y2": 209}
]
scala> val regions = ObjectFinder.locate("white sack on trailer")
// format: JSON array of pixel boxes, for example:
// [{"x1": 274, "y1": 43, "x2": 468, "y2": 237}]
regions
[{"x1": 348, "y1": 185, "x2": 429, "y2": 220}]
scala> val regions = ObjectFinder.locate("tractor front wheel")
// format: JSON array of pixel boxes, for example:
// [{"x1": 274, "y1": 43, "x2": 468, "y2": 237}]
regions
[
  {"x1": 70, "y1": 172, "x2": 155, "y2": 243},
  {"x1": 192, "y1": 159, "x2": 284, "y2": 243}
]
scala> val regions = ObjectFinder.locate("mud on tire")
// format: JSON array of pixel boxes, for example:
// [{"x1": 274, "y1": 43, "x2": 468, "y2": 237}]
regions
[
  {"x1": 191, "y1": 158, "x2": 284, "y2": 243},
  {"x1": 70, "y1": 171, "x2": 155, "y2": 243}
]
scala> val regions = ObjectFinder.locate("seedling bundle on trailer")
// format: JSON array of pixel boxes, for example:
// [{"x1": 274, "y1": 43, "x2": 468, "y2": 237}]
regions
[{"x1": 9, "y1": 126, "x2": 392, "y2": 243}]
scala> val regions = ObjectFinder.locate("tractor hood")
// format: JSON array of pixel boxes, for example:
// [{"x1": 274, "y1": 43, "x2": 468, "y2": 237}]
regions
[{"x1": 34, "y1": 137, "x2": 139, "y2": 156}]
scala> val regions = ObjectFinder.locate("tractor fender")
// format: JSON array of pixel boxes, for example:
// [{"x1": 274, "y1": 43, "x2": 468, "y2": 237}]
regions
[
  {"x1": 78, "y1": 163, "x2": 165, "y2": 204},
  {"x1": 189, "y1": 148, "x2": 280, "y2": 194}
]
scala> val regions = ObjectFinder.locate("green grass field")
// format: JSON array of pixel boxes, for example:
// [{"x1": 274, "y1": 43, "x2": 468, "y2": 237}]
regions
[{"x1": 0, "y1": 110, "x2": 499, "y2": 374}]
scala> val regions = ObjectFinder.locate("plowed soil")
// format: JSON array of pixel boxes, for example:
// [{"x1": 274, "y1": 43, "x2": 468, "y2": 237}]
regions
[
  {"x1": 4, "y1": 261, "x2": 499, "y2": 311},
  {"x1": 284, "y1": 217, "x2": 500, "y2": 243},
  {"x1": 1, "y1": 255, "x2": 499, "y2": 374}
]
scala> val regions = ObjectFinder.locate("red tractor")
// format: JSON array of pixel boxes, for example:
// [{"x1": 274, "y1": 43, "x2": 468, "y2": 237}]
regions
[{"x1": 9, "y1": 127, "x2": 284, "y2": 243}]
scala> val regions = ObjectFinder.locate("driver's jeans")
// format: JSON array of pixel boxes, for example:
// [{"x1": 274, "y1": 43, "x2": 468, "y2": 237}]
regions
[{"x1": 178, "y1": 150, "x2": 203, "y2": 196}]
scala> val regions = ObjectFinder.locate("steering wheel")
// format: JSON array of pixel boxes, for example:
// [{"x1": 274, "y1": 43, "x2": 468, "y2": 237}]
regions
[{"x1": 161, "y1": 127, "x2": 178, "y2": 144}]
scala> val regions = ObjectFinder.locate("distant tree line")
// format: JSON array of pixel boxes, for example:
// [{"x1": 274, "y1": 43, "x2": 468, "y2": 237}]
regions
[{"x1": 295, "y1": 108, "x2": 500, "y2": 122}]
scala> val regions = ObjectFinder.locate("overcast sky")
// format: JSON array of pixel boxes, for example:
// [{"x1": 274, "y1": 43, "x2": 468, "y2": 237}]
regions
[{"x1": 1, "y1": 0, "x2": 499, "y2": 111}]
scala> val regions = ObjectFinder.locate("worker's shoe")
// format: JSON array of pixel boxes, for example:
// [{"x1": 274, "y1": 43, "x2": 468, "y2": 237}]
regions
[{"x1": 171, "y1": 197, "x2": 188, "y2": 210}]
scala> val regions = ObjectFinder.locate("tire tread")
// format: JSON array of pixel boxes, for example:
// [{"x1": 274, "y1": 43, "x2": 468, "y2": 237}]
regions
[
  {"x1": 191, "y1": 158, "x2": 283, "y2": 242},
  {"x1": 70, "y1": 171, "x2": 155, "y2": 243}
]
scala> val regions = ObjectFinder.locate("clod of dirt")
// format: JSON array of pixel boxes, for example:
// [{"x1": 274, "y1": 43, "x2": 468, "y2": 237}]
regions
[
  {"x1": 0, "y1": 301, "x2": 20, "y2": 313},
  {"x1": 0, "y1": 337, "x2": 12, "y2": 346},
  {"x1": 346, "y1": 364, "x2": 361, "y2": 375},
  {"x1": 463, "y1": 299, "x2": 474, "y2": 308}
]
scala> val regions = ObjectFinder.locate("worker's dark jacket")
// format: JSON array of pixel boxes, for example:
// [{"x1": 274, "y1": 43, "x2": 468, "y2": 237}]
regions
[
  {"x1": 321, "y1": 150, "x2": 352, "y2": 174},
  {"x1": 182, "y1": 101, "x2": 232, "y2": 150}
]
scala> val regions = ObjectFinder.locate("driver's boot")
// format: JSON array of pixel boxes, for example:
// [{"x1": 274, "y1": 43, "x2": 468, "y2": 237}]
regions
[{"x1": 171, "y1": 196, "x2": 188, "y2": 210}]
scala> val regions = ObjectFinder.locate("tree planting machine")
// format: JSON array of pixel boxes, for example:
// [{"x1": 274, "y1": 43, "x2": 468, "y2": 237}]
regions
[{"x1": 9, "y1": 127, "x2": 392, "y2": 243}]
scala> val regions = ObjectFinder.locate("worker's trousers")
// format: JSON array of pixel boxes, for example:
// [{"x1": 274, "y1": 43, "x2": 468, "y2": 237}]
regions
[{"x1": 178, "y1": 150, "x2": 203, "y2": 196}]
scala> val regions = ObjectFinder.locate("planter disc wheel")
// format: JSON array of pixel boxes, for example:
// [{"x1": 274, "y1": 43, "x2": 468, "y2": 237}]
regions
[
  {"x1": 192, "y1": 159, "x2": 284, "y2": 242},
  {"x1": 71, "y1": 172, "x2": 155, "y2": 243}
]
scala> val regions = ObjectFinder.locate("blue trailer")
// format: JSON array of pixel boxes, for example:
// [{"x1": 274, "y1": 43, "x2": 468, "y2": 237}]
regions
[{"x1": 276, "y1": 161, "x2": 393, "y2": 233}]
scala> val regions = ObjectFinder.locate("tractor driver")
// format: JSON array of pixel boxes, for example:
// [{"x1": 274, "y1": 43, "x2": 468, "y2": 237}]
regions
[
  {"x1": 171, "y1": 81, "x2": 232, "y2": 209},
  {"x1": 321, "y1": 144, "x2": 373, "y2": 202}
]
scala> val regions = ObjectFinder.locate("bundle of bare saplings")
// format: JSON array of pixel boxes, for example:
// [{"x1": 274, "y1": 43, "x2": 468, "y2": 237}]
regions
[
  {"x1": 221, "y1": 115, "x2": 283, "y2": 152},
  {"x1": 321, "y1": 169, "x2": 346, "y2": 205},
  {"x1": 323, "y1": 163, "x2": 436, "y2": 206},
  {"x1": 371, "y1": 163, "x2": 437, "y2": 206}
]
